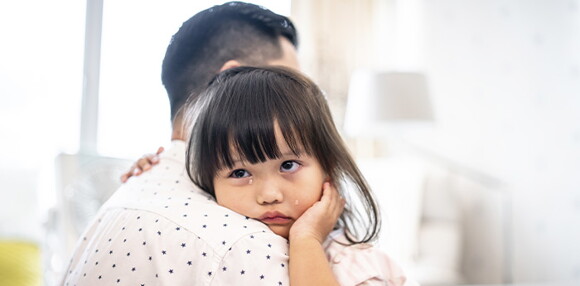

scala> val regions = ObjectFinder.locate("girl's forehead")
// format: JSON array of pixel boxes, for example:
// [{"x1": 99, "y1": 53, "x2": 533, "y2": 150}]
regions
[{"x1": 226, "y1": 140, "x2": 304, "y2": 161}]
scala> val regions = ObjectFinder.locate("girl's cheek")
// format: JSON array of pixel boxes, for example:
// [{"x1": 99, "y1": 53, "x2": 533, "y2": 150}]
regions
[
  {"x1": 229, "y1": 177, "x2": 253, "y2": 186},
  {"x1": 294, "y1": 200, "x2": 315, "y2": 218}
]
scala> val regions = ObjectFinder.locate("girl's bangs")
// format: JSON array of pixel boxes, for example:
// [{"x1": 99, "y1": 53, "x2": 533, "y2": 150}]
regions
[
  {"x1": 215, "y1": 115, "x2": 310, "y2": 170},
  {"x1": 205, "y1": 69, "x2": 318, "y2": 171}
]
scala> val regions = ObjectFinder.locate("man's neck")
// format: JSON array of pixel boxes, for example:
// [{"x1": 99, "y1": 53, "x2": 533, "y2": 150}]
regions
[
  {"x1": 171, "y1": 116, "x2": 186, "y2": 141},
  {"x1": 171, "y1": 127, "x2": 185, "y2": 141}
]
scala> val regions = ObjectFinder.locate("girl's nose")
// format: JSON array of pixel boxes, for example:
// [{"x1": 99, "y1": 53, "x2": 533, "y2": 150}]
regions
[{"x1": 256, "y1": 180, "x2": 284, "y2": 205}]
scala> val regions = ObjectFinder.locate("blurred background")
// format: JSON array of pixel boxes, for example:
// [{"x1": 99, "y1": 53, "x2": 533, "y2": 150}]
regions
[{"x1": 1, "y1": 0, "x2": 579, "y2": 285}]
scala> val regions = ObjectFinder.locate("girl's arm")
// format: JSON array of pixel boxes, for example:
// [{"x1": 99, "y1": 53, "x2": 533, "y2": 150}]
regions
[{"x1": 289, "y1": 182, "x2": 344, "y2": 286}]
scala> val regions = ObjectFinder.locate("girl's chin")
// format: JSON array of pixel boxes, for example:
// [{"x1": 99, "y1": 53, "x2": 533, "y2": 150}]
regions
[{"x1": 269, "y1": 226, "x2": 290, "y2": 239}]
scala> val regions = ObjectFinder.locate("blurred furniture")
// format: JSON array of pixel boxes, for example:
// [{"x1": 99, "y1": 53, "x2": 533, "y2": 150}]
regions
[
  {"x1": 0, "y1": 241, "x2": 41, "y2": 286},
  {"x1": 43, "y1": 153, "x2": 130, "y2": 286},
  {"x1": 344, "y1": 70, "x2": 433, "y2": 137},
  {"x1": 344, "y1": 70, "x2": 509, "y2": 285},
  {"x1": 358, "y1": 153, "x2": 509, "y2": 285},
  {"x1": 0, "y1": 169, "x2": 42, "y2": 285},
  {"x1": 417, "y1": 156, "x2": 508, "y2": 285}
]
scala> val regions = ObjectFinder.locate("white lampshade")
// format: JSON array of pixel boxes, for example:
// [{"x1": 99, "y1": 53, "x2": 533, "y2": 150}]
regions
[{"x1": 343, "y1": 70, "x2": 434, "y2": 137}]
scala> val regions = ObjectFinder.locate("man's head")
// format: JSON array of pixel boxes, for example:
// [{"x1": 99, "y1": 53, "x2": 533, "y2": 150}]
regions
[{"x1": 162, "y1": 1, "x2": 299, "y2": 137}]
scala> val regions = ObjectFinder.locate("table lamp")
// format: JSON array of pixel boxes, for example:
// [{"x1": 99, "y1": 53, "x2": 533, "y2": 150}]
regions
[{"x1": 343, "y1": 70, "x2": 434, "y2": 156}]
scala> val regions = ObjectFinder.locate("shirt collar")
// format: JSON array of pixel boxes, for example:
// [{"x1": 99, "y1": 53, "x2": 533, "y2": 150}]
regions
[{"x1": 161, "y1": 140, "x2": 187, "y2": 164}]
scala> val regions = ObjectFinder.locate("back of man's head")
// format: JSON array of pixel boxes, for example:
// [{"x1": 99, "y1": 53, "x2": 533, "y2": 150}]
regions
[{"x1": 162, "y1": 1, "x2": 298, "y2": 122}]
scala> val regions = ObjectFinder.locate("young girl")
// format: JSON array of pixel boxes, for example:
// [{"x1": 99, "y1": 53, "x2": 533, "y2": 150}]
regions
[{"x1": 183, "y1": 66, "x2": 415, "y2": 285}]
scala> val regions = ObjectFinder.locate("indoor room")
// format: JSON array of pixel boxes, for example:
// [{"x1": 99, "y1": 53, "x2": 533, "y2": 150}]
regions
[{"x1": 1, "y1": 0, "x2": 579, "y2": 285}]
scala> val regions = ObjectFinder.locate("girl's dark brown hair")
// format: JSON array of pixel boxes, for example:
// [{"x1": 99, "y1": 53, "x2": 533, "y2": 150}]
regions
[{"x1": 185, "y1": 66, "x2": 380, "y2": 244}]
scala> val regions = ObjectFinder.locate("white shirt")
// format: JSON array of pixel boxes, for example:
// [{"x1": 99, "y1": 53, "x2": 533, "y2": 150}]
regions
[{"x1": 62, "y1": 141, "x2": 289, "y2": 286}]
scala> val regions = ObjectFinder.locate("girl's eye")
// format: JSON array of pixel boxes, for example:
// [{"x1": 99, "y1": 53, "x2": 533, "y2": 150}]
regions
[
  {"x1": 280, "y1": 160, "x2": 300, "y2": 173},
  {"x1": 229, "y1": 169, "x2": 250, "y2": 178}
]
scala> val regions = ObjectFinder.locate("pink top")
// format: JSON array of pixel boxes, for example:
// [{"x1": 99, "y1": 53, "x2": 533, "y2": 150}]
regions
[{"x1": 324, "y1": 230, "x2": 419, "y2": 286}]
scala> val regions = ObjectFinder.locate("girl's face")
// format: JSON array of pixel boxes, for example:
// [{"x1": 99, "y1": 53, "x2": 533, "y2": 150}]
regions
[{"x1": 213, "y1": 124, "x2": 327, "y2": 239}]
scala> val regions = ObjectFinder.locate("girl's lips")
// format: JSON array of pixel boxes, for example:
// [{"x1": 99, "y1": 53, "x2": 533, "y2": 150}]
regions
[
  {"x1": 260, "y1": 217, "x2": 293, "y2": 224},
  {"x1": 258, "y1": 211, "x2": 292, "y2": 224}
]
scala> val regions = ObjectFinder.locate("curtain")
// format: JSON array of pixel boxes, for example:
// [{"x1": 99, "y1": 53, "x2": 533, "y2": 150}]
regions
[{"x1": 291, "y1": 0, "x2": 381, "y2": 128}]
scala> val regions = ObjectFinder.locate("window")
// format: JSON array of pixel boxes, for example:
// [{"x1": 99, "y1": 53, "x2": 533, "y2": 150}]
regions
[
  {"x1": 97, "y1": 0, "x2": 291, "y2": 158},
  {"x1": 0, "y1": 0, "x2": 85, "y2": 168}
]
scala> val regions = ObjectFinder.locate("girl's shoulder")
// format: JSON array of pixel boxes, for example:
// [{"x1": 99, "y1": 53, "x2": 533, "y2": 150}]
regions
[{"x1": 323, "y1": 230, "x2": 418, "y2": 286}]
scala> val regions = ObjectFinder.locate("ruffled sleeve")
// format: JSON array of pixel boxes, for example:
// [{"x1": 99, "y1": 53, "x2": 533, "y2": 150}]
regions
[{"x1": 324, "y1": 231, "x2": 419, "y2": 286}]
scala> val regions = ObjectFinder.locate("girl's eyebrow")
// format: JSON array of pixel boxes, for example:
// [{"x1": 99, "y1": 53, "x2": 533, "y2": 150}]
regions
[
  {"x1": 229, "y1": 151, "x2": 303, "y2": 165},
  {"x1": 226, "y1": 146, "x2": 305, "y2": 165},
  {"x1": 281, "y1": 150, "x2": 304, "y2": 157}
]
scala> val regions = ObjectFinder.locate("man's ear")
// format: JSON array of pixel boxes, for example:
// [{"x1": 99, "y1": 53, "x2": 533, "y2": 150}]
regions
[{"x1": 219, "y1": 60, "x2": 242, "y2": 72}]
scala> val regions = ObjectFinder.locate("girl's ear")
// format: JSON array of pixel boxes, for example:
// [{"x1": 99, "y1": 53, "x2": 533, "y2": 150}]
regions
[{"x1": 219, "y1": 60, "x2": 242, "y2": 72}]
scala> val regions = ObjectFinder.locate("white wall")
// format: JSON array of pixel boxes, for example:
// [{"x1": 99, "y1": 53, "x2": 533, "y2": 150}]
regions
[
  {"x1": 0, "y1": 1, "x2": 85, "y2": 169},
  {"x1": 417, "y1": 0, "x2": 580, "y2": 283},
  {"x1": 0, "y1": 0, "x2": 85, "y2": 241}
]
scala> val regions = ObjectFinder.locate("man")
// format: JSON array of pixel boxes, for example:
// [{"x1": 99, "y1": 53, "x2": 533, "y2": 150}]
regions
[{"x1": 62, "y1": 2, "x2": 299, "y2": 285}]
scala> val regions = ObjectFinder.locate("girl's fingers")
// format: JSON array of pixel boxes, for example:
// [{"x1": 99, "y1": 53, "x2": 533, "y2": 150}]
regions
[
  {"x1": 120, "y1": 163, "x2": 138, "y2": 182},
  {"x1": 321, "y1": 182, "x2": 344, "y2": 217},
  {"x1": 319, "y1": 182, "x2": 330, "y2": 203},
  {"x1": 140, "y1": 157, "x2": 154, "y2": 170},
  {"x1": 119, "y1": 147, "x2": 164, "y2": 182}
]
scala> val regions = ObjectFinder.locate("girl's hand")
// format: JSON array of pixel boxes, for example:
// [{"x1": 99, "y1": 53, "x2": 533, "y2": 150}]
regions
[
  {"x1": 289, "y1": 182, "x2": 345, "y2": 243},
  {"x1": 120, "y1": 146, "x2": 164, "y2": 183}
]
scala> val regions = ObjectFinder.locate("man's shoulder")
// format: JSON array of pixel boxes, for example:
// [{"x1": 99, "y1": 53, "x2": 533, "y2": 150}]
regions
[
  {"x1": 102, "y1": 177, "x2": 279, "y2": 254},
  {"x1": 96, "y1": 201, "x2": 284, "y2": 258},
  {"x1": 100, "y1": 141, "x2": 284, "y2": 254}
]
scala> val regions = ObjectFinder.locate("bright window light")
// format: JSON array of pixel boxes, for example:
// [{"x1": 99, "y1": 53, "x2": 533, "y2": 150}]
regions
[{"x1": 98, "y1": 0, "x2": 291, "y2": 159}]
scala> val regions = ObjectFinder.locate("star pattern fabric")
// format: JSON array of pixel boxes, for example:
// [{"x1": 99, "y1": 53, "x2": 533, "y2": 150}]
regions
[{"x1": 62, "y1": 141, "x2": 289, "y2": 286}]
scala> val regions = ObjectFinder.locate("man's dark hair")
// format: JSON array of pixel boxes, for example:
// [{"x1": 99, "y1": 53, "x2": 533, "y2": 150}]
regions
[{"x1": 162, "y1": 1, "x2": 298, "y2": 121}]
